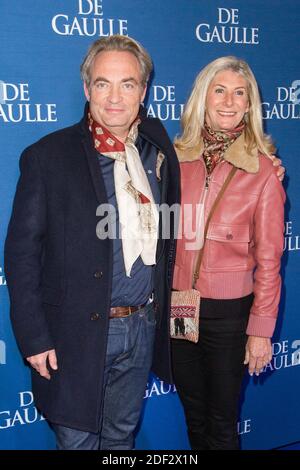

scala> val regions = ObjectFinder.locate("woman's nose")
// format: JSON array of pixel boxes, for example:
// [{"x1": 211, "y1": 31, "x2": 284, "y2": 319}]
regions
[{"x1": 224, "y1": 92, "x2": 233, "y2": 107}]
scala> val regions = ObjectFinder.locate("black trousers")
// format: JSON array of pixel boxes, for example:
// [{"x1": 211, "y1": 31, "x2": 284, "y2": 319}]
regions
[{"x1": 171, "y1": 294, "x2": 253, "y2": 450}]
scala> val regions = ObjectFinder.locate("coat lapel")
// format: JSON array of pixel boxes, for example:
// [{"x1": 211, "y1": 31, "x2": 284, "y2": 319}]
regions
[
  {"x1": 176, "y1": 133, "x2": 260, "y2": 174},
  {"x1": 79, "y1": 118, "x2": 109, "y2": 205}
]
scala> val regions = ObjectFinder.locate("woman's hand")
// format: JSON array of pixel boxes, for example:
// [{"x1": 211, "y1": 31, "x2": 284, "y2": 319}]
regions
[
  {"x1": 271, "y1": 156, "x2": 285, "y2": 182},
  {"x1": 244, "y1": 336, "x2": 272, "y2": 376}
]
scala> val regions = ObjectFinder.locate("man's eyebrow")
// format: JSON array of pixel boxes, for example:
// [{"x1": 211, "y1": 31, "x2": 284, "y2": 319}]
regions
[
  {"x1": 93, "y1": 77, "x2": 109, "y2": 85},
  {"x1": 93, "y1": 77, "x2": 140, "y2": 85},
  {"x1": 120, "y1": 77, "x2": 139, "y2": 84}
]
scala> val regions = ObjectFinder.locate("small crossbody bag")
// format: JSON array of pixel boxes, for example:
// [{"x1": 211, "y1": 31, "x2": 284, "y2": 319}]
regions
[{"x1": 170, "y1": 166, "x2": 237, "y2": 343}]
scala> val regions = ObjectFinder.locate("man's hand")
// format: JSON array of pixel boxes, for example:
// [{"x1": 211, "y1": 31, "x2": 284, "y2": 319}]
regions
[
  {"x1": 26, "y1": 349, "x2": 58, "y2": 380},
  {"x1": 244, "y1": 336, "x2": 272, "y2": 376},
  {"x1": 271, "y1": 156, "x2": 285, "y2": 182}
]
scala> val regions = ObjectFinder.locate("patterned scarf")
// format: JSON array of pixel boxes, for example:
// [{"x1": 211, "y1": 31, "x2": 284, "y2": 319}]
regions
[
  {"x1": 88, "y1": 112, "x2": 158, "y2": 277},
  {"x1": 202, "y1": 121, "x2": 245, "y2": 174}
]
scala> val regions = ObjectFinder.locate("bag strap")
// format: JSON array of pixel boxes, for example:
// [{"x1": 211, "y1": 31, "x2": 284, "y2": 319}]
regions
[{"x1": 192, "y1": 165, "x2": 238, "y2": 288}]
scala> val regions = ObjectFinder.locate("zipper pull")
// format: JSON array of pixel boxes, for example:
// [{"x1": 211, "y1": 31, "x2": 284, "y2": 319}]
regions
[{"x1": 205, "y1": 175, "x2": 211, "y2": 189}]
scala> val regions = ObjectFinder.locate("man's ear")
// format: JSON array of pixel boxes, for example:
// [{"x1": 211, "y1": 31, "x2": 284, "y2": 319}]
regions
[{"x1": 84, "y1": 82, "x2": 90, "y2": 102}]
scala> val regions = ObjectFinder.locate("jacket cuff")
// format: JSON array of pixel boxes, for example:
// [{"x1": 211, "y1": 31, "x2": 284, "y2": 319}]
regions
[
  {"x1": 246, "y1": 313, "x2": 277, "y2": 338},
  {"x1": 16, "y1": 332, "x2": 54, "y2": 359}
]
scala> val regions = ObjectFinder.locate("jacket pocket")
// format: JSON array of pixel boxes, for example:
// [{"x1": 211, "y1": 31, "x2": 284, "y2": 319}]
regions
[
  {"x1": 205, "y1": 223, "x2": 250, "y2": 271},
  {"x1": 41, "y1": 286, "x2": 64, "y2": 306}
]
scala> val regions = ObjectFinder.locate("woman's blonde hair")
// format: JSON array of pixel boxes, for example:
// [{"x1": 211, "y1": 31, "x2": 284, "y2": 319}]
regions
[{"x1": 175, "y1": 56, "x2": 275, "y2": 155}]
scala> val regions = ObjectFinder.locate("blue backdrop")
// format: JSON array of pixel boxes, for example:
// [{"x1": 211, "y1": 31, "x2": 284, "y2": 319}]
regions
[{"x1": 0, "y1": 0, "x2": 299, "y2": 450}]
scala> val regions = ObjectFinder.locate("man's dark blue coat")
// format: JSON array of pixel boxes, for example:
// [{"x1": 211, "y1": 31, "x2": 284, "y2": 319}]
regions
[{"x1": 4, "y1": 105, "x2": 180, "y2": 432}]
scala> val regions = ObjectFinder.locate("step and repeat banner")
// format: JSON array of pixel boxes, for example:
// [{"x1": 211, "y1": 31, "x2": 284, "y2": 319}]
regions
[{"x1": 0, "y1": 0, "x2": 299, "y2": 450}]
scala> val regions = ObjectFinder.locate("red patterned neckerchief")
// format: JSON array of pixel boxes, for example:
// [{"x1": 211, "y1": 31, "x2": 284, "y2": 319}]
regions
[
  {"x1": 87, "y1": 111, "x2": 159, "y2": 276},
  {"x1": 88, "y1": 111, "x2": 129, "y2": 156},
  {"x1": 202, "y1": 121, "x2": 245, "y2": 175},
  {"x1": 88, "y1": 111, "x2": 150, "y2": 204}
]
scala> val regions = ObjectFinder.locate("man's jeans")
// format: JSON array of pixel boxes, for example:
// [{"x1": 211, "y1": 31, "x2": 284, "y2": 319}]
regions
[{"x1": 52, "y1": 302, "x2": 156, "y2": 450}]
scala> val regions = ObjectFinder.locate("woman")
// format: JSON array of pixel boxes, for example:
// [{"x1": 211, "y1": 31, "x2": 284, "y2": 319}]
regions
[{"x1": 171, "y1": 56, "x2": 285, "y2": 450}]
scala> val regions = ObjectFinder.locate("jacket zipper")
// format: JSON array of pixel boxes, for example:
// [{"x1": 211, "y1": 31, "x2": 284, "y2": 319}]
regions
[
  {"x1": 205, "y1": 174, "x2": 211, "y2": 189},
  {"x1": 192, "y1": 161, "x2": 226, "y2": 287},
  {"x1": 191, "y1": 165, "x2": 210, "y2": 288},
  {"x1": 192, "y1": 161, "x2": 227, "y2": 287}
]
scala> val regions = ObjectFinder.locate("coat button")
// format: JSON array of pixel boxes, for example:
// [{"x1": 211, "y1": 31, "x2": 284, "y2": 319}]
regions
[
  {"x1": 93, "y1": 271, "x2": 103, "y2": 279},
  {"x1": 90, "y1": 313, "x2": 100, "y2": 321},
  {"x1": 226, "y1": 233, "x2": 233, "y2": 240}
]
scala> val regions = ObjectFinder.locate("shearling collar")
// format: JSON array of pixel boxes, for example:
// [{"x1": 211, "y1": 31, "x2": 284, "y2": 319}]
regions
[{"x1": 176, "y1": 132, "x2": 259, "y2": 174}]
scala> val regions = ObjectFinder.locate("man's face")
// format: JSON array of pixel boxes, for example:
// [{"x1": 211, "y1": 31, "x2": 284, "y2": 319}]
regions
[{"x1": 84, "y1": 50, "x2": 147, "y2": 142}]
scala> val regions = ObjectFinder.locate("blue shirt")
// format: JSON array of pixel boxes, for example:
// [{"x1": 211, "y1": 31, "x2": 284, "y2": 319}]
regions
[{"x1": 98, "y1": 136, "x2": 161, "y2": 306}]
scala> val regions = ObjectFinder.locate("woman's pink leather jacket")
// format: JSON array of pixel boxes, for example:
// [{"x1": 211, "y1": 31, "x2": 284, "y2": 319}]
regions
[{"x1": 173, "y1": 134, "x2": 285, "y2": 337}]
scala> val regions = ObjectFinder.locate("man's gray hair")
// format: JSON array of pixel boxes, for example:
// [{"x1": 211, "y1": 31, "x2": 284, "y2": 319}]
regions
[{"x1": 80, "y1": 35, "x2": 153, "y2": 90}]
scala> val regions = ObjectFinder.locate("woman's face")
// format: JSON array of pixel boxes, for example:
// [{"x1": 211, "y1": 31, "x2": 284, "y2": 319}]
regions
[{"x1": 205, "y1": 70, "x2": 249, "y2": 132}]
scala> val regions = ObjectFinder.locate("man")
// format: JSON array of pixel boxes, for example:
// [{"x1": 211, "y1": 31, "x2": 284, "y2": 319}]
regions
[{"x1": 5, "y1": 35, "x2": 180, "y2": 450}]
